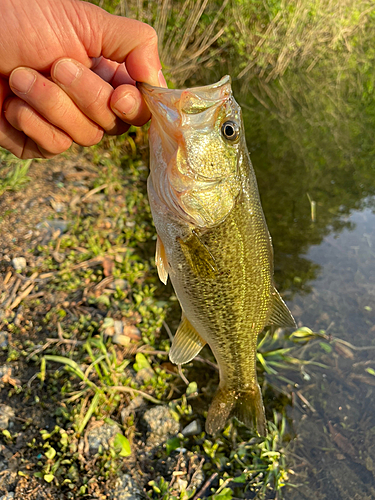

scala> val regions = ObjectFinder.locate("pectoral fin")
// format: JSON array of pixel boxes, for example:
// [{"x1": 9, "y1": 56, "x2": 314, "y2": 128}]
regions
[
  {"x1": 156, "y1": 235, "x2": 168, "y2": 285},
  {"x1": 178, "y1": 230, "x2": 218, "y2": 279},
  {"x1": 169, "y1": 313, "x2": 206, "y2": 365},
  {"x1": 268, "y1": 288, "x2": 296, "y2": 328}
]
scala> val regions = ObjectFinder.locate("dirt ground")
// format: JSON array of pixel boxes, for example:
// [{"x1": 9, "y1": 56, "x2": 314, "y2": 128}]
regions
[{"x1": 0, "y1": 149, "x2": 222, "y2": 500}]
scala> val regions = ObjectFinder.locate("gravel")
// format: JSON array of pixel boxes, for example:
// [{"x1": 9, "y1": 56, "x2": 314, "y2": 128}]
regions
[
  {"x1": 87, "y1": 422, "x2": 122, "y2": 455},
  {"x1": 11, "y1": 257, "x2": 26, "y2": 271},
  {"x1": 108, "y1": 473, "x2": 142, "y2": 500},
  {"x1": 0, "y1": 405, "x2": 15, "y2": 430}
]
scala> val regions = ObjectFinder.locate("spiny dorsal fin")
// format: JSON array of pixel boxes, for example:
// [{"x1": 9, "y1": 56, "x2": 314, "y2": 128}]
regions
[
  {"x1": 268, "y1": 287, "x2": 296, "y2": 328},
  {"x1": 178, "y1": 230, "x2": 218, "y2": 279},
  {"x1": 169, "y1": 313, "x2": 206, "y2": 365},
  {"x1": 156, "y1": 235, "x2": 168, "y2": 285}
]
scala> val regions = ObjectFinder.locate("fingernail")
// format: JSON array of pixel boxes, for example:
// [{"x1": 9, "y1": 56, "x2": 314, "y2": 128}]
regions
[
  {"x1": 113, "y1": 94, "x2": 136, "y2": 116},
  {"x1": 10, "y1": 69, "x2": 36, "y2": 94},
  {"x1": 54, "y1": 59, "x2": 81, "y2": 86},
  {"x1": 158, "y1": 70, "x2": 168, "y2": 88}
]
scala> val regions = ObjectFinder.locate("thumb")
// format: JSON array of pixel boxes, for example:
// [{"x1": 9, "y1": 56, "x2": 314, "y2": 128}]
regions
[{"x1": 75, "y1": 2, "x2": 164, "y2": 87}]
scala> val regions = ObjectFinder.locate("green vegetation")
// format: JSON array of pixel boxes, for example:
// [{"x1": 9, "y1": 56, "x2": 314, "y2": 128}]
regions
[
  {"x1": 0, "y1": 150, "x2": 32, "y2": 197},
  {"x1": 2, "y1": 0, "x2": 375, "y2": 498}
]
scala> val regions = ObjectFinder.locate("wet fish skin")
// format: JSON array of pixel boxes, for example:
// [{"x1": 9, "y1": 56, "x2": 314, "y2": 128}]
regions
[{"x1": 139, "y1": 77, "x2": 295, "y2": 435}]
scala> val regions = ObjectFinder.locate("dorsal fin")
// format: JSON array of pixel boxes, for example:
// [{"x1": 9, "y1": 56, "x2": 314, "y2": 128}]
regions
[
  {"x1": 155, "y1": 235, "x2": 168, "y2": 285},
  {"x1": 169, "y1": 313, "x2": 206, "y2": 365},
  {"x1": 268, "y1": 287, "x2": 296, "y2": 328}
]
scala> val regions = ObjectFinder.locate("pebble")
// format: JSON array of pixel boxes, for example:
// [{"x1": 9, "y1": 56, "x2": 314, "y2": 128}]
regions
[
  {"x1": 11, "y1": 257, "x2": 26, "y2": 271},
  {"x1": 87, "y1": 422, "x2": 122, "y2": 454},
  {"x1": 0, "y1": 493, "x2": 15, "y2": 500},
  {"x1": 36, "y1": 219, "x2": 69, "y2": 237},
  {"x1": 121, "y1": 397, "x2": 143, "y2": 425},
  {"x1": 143, "y1": 406, "x2": 179, "y2": 448},
  {"x1": 108, "y1": 473, "x2": 142, "y2": 500},
  {"x1": 181, "y1": 419, "x2": 202, "y2": 437},
  {"x1": 0, "y1": 405, "x2": 15, "y2": 430},
  {"x1": 112, "y1": 321, "x2": 131, "y2": 346},
  {"x1": 143, "y1": 406, "x2": 179, "y2": 436},
  {"x1": 112, "y1": 334, "x2": 131, "y2": 346},
  {"x1": 0, "y1": 332, "x2": 8, "y2": 349},
  {"x1": 0, "y1": 472, "x2": 17, "y2": 494}
]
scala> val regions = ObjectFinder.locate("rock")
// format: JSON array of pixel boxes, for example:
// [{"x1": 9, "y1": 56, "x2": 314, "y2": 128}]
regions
[
  {"x1": 121, "y1": 397, "x2": 143, "y2": 425},
  {"x1": 35, "y1": 220, "x2": 70, "y2": 243},
  {"x1": 87, "y1": 422, "x2": 122, "y2": 455},
  {"x1": 50, "y1": 200, "x2": 65, "y2": 213},
  {"x1": 11, "y1": 257, "x2": 26, "y2": 271},
  {"x1": 108, "y1": 473, "x2": 142, "y2": 500},
  {"x1": 0, "y1": 332, "x2": 8, "y2": 349},
  {"x1": 143, "y1": 406, "x2": 179, "y2": 437},
  {"x1": 0, "y1": 492, "x2": 15, "y2": 500},
  {"x1": 112, "y1": 321, "x2": 141, "y2": 346},
  {"x1": 0, "y1": 405, "x2": 15, "y2": 430},
  {"x1": 143, "y1": 406, "x2": 179, "y2": 448},
  {"x1": 112, "y1": 334, "x2": 131, "y2": 346},
  {"x1": 112, "y1": 320, "x2": 130, "y2": 346},
  {"x1": 0, "y1": 471, "x2": 17, "y2": 496},
  {"x1": 181, "y1": 420, "x2": 202, "y2": 437}
]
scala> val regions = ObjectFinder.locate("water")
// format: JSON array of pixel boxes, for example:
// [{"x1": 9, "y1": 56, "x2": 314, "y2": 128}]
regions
[
  {"x1": 238, "y1": 82, "x2": 375, "y2": 497},
  {"x1": 285, "y1": 209, "x2": 375, "y2": 499}
]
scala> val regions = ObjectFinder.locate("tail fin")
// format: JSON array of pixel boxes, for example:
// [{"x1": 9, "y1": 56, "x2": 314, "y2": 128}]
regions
[{"x1": 205, "y1": 383, "x2": 266, "y2": 436}]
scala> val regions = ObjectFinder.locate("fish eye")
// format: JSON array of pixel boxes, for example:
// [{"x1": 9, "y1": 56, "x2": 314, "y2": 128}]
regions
[{"x1": 221, "y1": 120, "x2": 240, "y2": 142}]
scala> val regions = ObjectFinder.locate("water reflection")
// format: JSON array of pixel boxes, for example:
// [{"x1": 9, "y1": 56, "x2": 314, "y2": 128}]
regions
[
  {"x1": 235, "y1": 83, "x2": 375, "y2": 497},
  {"x1": 286, "y1": 207, "x2": 375, "y2": 499}
]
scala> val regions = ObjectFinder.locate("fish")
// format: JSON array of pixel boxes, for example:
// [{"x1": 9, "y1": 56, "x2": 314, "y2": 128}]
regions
[{"x1": 138, "y1": 76, "x2": 296, "y2": 436}]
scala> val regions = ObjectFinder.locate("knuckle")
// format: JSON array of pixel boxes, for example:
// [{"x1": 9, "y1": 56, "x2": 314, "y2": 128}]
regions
[
  {"x1": 8, "y1": 100, "x2": 35, "y2": 130},
  {"x1": 49, "y1": 90, "x2": 71, "y2": 120},
  {"x1": 144, "y1": 25, "x2": 158, "y2": 45},
  {"x1": 49, "y1": 130, "x2": 73, "y2": 154},
  {"x1": 77, "y1": 128, "x2": 104, "y2": 147},
  {"x1": 83, "y1": 85, "x2": 108, "y2": 114}
]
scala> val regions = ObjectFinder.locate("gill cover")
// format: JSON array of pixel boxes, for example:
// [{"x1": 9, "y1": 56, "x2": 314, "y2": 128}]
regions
[{"x1": 139, "y1": 76, "x2": 243, "y2": 228}]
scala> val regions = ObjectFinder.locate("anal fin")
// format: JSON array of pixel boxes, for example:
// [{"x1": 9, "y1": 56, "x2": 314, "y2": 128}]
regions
[
  {"x1": 156, "y1": 235, "x2": 168, "y2": 285},
  {"x1": 268, "y1": 287, "x2": 296, "y2": 328},
  {"x1": 169, "y1": 313, "x2": 206, "y2": 365}
]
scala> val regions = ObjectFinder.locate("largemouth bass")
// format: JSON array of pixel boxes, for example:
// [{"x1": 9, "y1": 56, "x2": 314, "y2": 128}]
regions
[{"x1": 139, "y1": 76, "x2": 295, "y2": 435}]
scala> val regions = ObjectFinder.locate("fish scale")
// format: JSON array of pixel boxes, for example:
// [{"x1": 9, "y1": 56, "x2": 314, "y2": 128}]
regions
[{"x1": 139, "y1": 76, "x2": 296, "y2": 435}]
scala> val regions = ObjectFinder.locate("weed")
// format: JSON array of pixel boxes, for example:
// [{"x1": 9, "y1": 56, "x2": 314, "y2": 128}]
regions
[{"x1": 0, "y1": 154, "x2": 32, "y2": 196}]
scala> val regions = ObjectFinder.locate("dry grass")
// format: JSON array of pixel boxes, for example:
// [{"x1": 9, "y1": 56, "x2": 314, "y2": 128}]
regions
[
  {"x1": 234, "y1": 0, "x2": 374, "y2": 82},
  {"x1": 96, "y1": 0, "x2": 229, "y2": 85}
]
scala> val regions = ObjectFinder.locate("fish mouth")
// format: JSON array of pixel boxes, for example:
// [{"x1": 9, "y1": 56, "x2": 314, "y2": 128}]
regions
[
  {"x1": 137, "y1": 75, "x2": 232, "y2": 122},
  {"x1": 138, "y1": 76, "x2": 233, "y2": 160}
]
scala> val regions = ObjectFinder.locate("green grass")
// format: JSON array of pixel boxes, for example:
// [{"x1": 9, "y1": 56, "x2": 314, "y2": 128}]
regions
[{"x1": 0, "y1": 150, "x2": 32, "y2": 196}]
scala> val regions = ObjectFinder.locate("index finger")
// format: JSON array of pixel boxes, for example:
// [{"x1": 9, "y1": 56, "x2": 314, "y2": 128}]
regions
[{"x1": 72, "y1": 2, "x2": 166, "y2": 87}]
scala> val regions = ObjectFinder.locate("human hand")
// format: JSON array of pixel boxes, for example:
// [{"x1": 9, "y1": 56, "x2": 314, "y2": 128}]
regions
[{"x1": 0, "y1": 0, "x2": 166, "y2": 159}]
